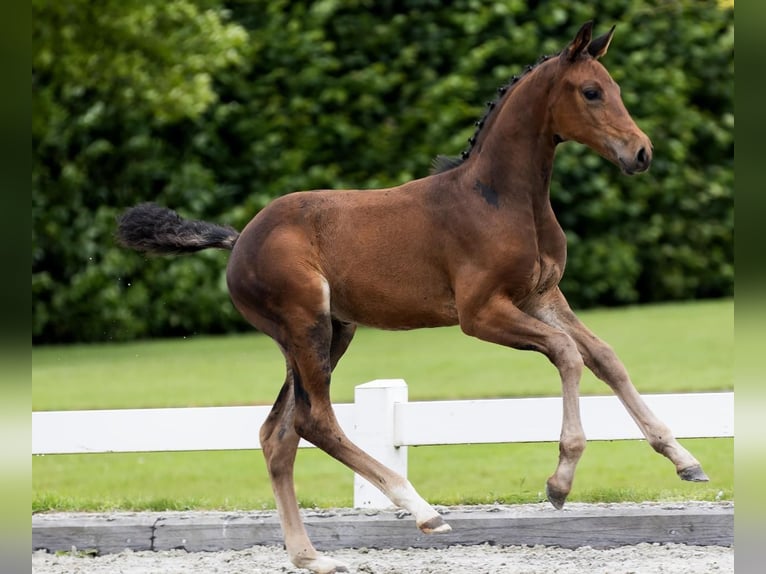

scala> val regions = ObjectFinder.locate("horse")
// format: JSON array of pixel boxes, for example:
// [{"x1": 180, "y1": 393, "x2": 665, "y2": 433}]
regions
[{"x1": 116, "y1": 21, "x2": 708, "y2": 573}]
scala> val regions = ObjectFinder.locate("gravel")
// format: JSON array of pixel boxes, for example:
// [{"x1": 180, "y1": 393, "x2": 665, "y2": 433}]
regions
[{"x1": 33, "y1": 542, "x2": 733, "y2": 574}]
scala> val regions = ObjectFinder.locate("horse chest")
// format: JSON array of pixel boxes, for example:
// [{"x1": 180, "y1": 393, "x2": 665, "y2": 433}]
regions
[
  {"x1": 531, "y1": 223, "x2": 567, "y2": 293},
  {"x1": 531, "y1": 254, "x2": 564, "y2": 295},
  {"x1": 504, "y1": 222, "x2": 566, "y2": 300}
]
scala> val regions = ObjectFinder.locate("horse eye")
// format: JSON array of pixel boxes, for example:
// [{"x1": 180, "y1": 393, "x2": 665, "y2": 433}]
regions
[{"x1": 583, "y1": 88, "x2": 601, "y2": 101}]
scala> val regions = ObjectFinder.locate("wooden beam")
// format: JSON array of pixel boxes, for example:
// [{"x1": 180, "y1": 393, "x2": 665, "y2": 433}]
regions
[{"x1": 33, "y1": 503, "x2": 733, "y2": 555}]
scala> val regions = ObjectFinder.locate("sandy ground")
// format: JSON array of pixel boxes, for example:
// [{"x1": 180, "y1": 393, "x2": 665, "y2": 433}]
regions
[{"x1": 33, "y1": 542, "x2": 733, "y2": 574}]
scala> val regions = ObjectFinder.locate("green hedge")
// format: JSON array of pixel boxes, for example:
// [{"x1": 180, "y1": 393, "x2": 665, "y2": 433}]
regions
[{"x1": 32, "y1": 0, "x2": 733, "y2": 343}]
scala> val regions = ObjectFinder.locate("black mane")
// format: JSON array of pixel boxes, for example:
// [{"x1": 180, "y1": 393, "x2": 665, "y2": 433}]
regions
[{"x1": 432, "y1": 53, "x2": 555, "y2": 174}]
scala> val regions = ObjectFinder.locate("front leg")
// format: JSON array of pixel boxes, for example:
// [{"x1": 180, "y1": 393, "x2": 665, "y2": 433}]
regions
[
  {"x1": 459, "y1": 292, "x2": 587, "y2": 509},
  {"x1": 531, "y1": 288, "x2": 709, "y2": 482}
]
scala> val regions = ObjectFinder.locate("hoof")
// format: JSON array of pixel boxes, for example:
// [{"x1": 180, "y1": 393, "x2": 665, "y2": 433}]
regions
[
  {"x1": 297, "y1": 555, "x2": 349, "y2": 574},
  {"x1": 678, "y1": 464, "x2": 710, "y2": 482},
  {"x1": 545, "y1": 482, "x2": 568, "y2": 510},
  {"x1": 418, "y1": 514, "x2": 452, "y2": 534}
]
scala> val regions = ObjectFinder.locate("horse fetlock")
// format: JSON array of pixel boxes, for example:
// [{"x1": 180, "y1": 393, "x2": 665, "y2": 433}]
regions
[
  {"x1": 387, "y1": 481, "x2": 451, "y2": 533},
  {"x1": 646, "y1": 429, "x2": 689, "y2": 463},
  {"x1": 560, "y1": 434, "x2": 586, "y2": 460},
  {"x1": 647, "y1": 434, "x2": 671, "y2": 454}
]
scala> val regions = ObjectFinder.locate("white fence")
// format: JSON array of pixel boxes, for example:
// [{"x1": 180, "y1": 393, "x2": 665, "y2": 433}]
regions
[{"x1": 32, "y1": 379, "x2": 734, "y2": 509}]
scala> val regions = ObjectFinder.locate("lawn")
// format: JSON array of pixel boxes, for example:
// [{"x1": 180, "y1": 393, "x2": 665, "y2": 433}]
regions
[{"x1": 32, "y1": 299, "x2": 733, "y2": 512}]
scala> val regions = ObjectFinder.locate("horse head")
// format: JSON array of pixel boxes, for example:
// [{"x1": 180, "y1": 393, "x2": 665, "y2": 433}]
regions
[{"x1": 550, "y1": 21, "x2": 652, "y2": 175}]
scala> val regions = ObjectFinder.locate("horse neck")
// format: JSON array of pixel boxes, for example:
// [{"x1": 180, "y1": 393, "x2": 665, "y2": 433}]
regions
[{"x1": 468, "y1": 63, "x2": 558, "y2": 209}]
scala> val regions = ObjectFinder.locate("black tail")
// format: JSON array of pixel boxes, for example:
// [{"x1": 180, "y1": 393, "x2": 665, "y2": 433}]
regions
[{"x1": 116, "y1": 203, "x2": 240, "y2": 255}]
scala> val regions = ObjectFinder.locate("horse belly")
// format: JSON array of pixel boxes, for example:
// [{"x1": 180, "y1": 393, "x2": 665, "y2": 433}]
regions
[{"x1": 327, "y1": 271, "x2": 459, "y2": 330}]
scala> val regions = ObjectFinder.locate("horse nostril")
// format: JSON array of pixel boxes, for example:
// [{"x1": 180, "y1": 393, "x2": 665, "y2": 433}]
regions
[{"x1": 636, "y1": 147, "x2": 649, "y2": 167}]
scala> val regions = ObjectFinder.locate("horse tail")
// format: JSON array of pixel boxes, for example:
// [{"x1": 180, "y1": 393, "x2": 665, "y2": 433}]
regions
[{"x1": 116, "y1": 203, "x2": 239, "y2": 255}]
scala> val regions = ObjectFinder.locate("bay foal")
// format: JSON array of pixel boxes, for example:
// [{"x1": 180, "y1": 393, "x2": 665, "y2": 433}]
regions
[{"x1": 117, "y1": 22, "x2": 708, "y2": 573}]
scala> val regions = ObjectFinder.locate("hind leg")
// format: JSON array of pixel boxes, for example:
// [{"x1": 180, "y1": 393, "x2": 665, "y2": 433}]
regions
[
  {"x1": 259, "y1": 322, "x2": 358, "y2": 574},
  {"x1": 260, "y1": 369, "x2": 348, "y2": 574},
  {"x1": 328, "y1": 322, "x2": 452, "y2": 530},
  {"x1": 285, "y1": 304, "x2": 450, "y2": 534},
  {"x1": 261, "y1": 314, "x2": 447, "y2": 574}
]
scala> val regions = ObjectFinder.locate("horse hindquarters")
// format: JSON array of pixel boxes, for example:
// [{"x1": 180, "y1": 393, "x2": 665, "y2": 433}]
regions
[{"x1": 227, "y1": 225, "x2": 450, "y2": 572}]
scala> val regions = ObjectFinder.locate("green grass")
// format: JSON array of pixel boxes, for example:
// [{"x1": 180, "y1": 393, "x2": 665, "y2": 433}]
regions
[
  {"x1": 32, "y1": 299, "x2": 733, "y2": 512},
  {"x1": 32, "y1": 438, "x2": 732, "y2": 512}
]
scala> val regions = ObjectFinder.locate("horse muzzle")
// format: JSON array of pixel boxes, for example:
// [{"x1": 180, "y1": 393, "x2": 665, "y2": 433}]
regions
[
  {"x1": 619, "y1": 145, "x2": 651, "y2": 175},
  {"x1": 613, "y1": 133, "x2": 652, "y2": 176}
]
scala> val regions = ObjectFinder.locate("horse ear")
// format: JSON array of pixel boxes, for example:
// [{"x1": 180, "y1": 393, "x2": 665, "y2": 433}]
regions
[
  {"x1": 566, "y1": 20, "x2": 594, "y2": 62},
  {"x1": 587, "y1": 25, "x2": 615, "y2": 59}
]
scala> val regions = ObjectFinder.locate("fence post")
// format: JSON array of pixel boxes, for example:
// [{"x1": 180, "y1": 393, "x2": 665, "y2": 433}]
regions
[{"x1": 352, "y1": 379, "x2": 408, "y2": 509}]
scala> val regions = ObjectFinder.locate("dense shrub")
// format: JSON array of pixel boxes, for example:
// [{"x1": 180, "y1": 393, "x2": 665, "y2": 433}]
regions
[{"x1": 32, "y1": 0, "x2": 733, "y2": 343}]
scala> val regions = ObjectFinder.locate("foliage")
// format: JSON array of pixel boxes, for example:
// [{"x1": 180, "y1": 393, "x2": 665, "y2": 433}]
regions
[
  {"x1": 32, "y1": 0, "x2": 733, "y2": 343},
  {"x1": 33, "y1": 0, "x2": 249, "y2": 342}
]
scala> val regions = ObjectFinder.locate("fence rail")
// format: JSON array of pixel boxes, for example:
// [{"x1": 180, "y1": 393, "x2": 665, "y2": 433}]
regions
[{"x1": 33, "y1": 380, "x2": 733, "y2": 508}]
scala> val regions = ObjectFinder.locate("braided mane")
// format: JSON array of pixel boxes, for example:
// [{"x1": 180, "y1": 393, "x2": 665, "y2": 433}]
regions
[{"x1": 432, "y1": 53, "x2": 555, "y2": 174}]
